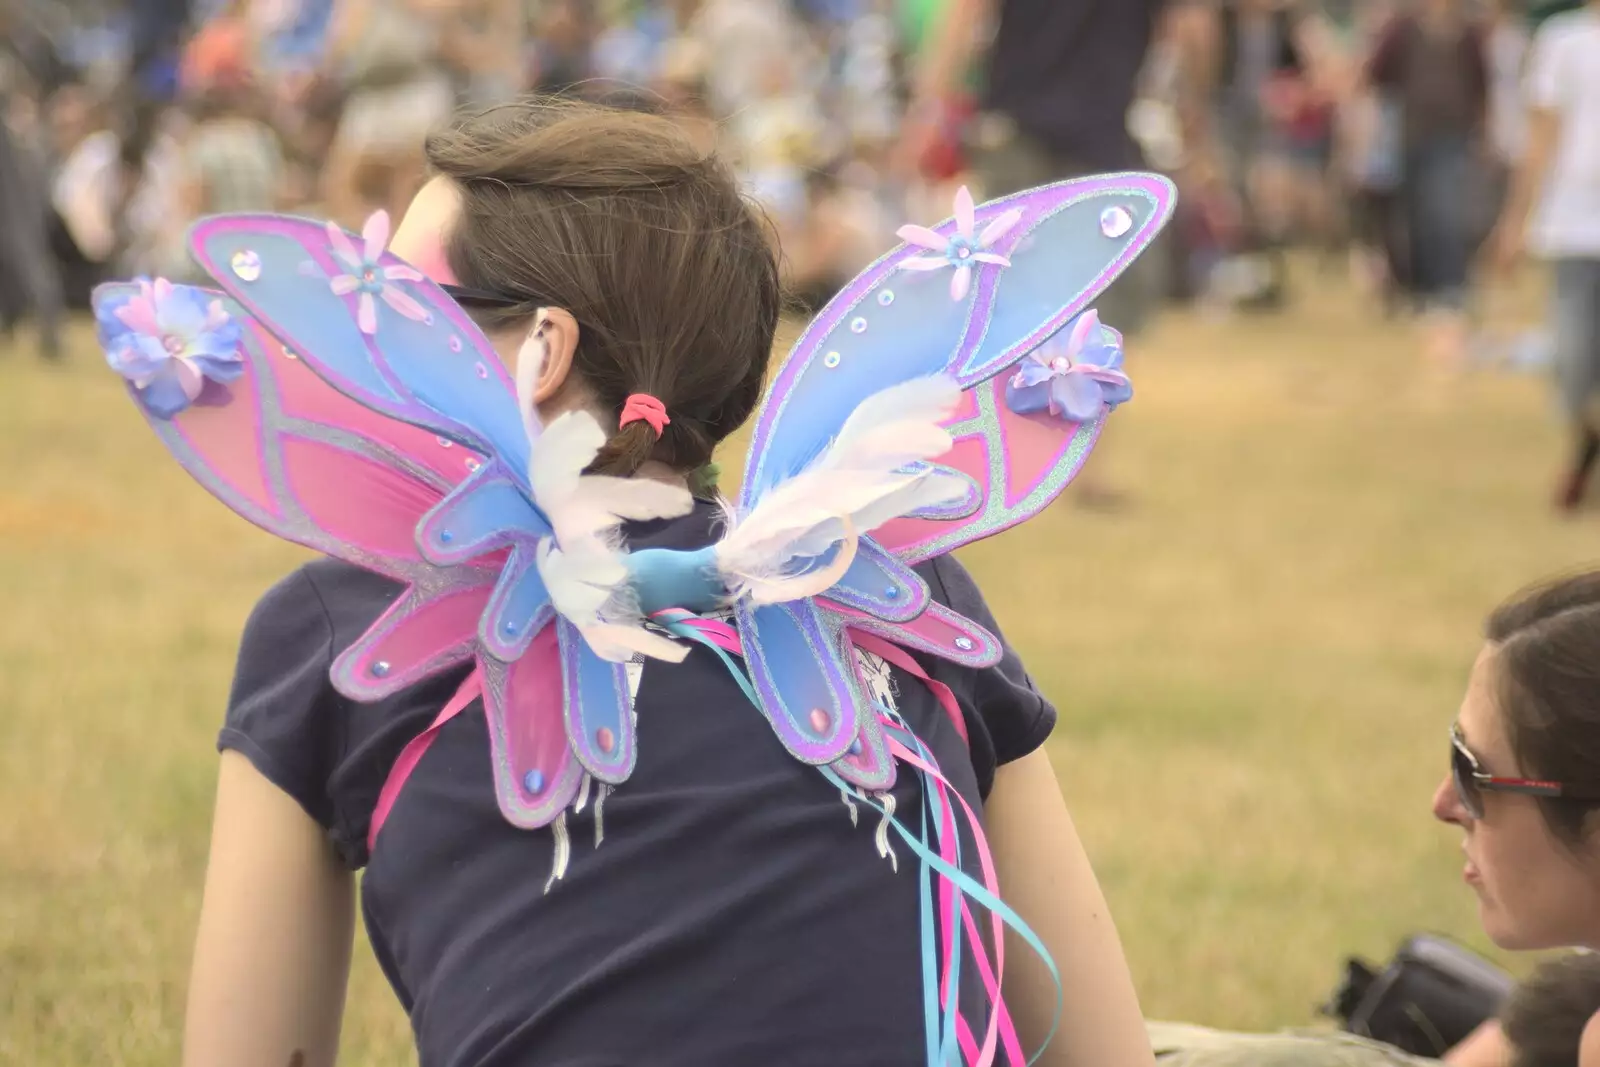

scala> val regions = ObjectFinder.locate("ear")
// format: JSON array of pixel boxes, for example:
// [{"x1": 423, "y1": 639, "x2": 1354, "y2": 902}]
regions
[
  {"x1": 517, "y1": 307, "x2": 581, "y2": 406},
  {"x1": 1581, "y1": 1008, "x2": 1600, "y2": 1067}
]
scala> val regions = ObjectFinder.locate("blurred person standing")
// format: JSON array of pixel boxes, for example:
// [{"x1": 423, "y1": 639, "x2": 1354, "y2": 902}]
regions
[
  {"x1": 1205, "y1": 0, "x2": 1343, "y2": 311},
  {"x1": 320, "y1": 0, "x2": 454, "y2": 226},
  {"x1": 117, "y1": 0, "x2": 196, "y2": 214},
  {"x1": 901, "y1": 0, "x2": 1208, "y2": 506},
  {"x1": 1489, "y1": 0, "x2": 1600, "y2": 511},
  {"x1": 176, "y1": 73, "x2": 285, "y2": 219},
  {"x1": 440, "y1": 0, "x2": 525, "y2": 109},
  {"x1": 526, "y1": 0, "x2": 597, "y2": 97},
  {"x1": 0, "y1": 2, "x2": 67, "y2": 360},
  {"x1": 902, "y1": 0, "x2": 1183, "y2": 343},
  {"x1": 1485, "y1": 0, "x2": 1532, "y2": 196},
  {"x1": 1368, "y1": 0, "x2": 1490, "y2": 369}
]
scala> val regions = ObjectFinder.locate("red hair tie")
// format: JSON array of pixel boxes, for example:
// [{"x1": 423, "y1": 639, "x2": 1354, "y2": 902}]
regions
[{"x1": 618, "y1": 393, "x2": 670, "y2": 438}]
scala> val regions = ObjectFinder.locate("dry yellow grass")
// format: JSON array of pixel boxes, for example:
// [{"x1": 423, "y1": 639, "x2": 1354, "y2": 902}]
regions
[{"x1": 0, "y1": 269, "x2": 1589, "y2": 1065}]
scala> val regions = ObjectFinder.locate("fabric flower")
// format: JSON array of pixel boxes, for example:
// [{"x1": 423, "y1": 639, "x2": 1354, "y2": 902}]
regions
[
  {"x1": 97, "y1": 277, "x2": 244, "y2": 419},
  {"x1": 1004, "y1": 310, "x2": 1132, "y2": 423},
  {"x1": 327, "y1": 210, "x2": 429, "y2": 335},
  {"x1": 896, "y1": 185, "x2": 1023, "y2": 301}
]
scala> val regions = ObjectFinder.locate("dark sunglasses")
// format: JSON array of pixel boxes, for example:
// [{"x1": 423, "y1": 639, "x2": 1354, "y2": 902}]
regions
[
  {"x1": 1449, "y1": 723, "x2": 1600, "y2": 819},
  {"x1": 439, "y1": 283, "x2": 523, "y2": 309}
]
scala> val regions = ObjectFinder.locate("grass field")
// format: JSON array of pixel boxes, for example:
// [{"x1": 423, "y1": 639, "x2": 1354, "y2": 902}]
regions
[{"x1": 1, "y1": 270, "x2": 1590, "y2": 1065}]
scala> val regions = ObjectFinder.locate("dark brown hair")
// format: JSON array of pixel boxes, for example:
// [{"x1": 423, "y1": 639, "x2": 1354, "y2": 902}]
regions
[
  {"x1": 1486, "y1": 571, "x2": 1600, "y2": 846},
  {"x1": 424, "y1": 98, "x2": 780, "y2": 485},
  {"x1": 1503, "y1": 952, "x2": 1600, "y2": 1067}
]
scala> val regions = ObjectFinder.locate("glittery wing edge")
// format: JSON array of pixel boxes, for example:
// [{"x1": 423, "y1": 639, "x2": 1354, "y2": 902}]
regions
[
  {"x1": 740, "y1": 173, "x2": 1176, "y2": 506},
  {"x1": 187, "y1": 212, "x2": 533, "y2": 478},
  {"x1": 94, "y1": 280, "x2": 498, "y2": 702}
]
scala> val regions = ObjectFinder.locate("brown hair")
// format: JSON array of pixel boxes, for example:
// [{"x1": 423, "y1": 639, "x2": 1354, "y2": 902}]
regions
[
  {"x1": 1503, "y1": 952, "x2": 1600, "y2": 1067},
  {"x1": 1486, "y1": 571, "x2": 1600, "y2": 846},
  {"x1": 424, "y1": 99, "x2": 780, "y2": 486}
]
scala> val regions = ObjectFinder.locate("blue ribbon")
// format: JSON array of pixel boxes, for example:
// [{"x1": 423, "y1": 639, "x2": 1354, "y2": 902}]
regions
[{"x1": 660, "y1": 616, "x2": 1064, "y2": 1065}]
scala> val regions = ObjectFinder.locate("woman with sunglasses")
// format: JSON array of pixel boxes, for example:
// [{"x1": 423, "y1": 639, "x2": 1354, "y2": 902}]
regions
[{"x1": 1431, "y1": 570, "x2": 1600, "y2": 1065}]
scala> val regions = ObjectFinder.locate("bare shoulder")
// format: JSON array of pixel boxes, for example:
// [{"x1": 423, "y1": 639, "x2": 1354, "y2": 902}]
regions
[{"x1": 1580, "y1": 1008, "x2": 1600, "y2": 1067}]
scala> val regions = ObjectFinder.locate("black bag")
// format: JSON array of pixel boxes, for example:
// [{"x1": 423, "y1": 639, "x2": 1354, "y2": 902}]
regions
[{"x1": 1323, "y1": 934, "x2": 1515, "y2": 1057}]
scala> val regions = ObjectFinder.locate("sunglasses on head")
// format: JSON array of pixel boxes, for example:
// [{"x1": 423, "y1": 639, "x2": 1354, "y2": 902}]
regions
[{"x1": 1449, "y1": 723, "x2": 1600, "y2": 819}]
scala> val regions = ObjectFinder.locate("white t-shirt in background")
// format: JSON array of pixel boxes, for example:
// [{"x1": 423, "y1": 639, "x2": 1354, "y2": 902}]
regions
[{"x1": 1526, "y1": 8, "x2": 1600, "y2": 258}]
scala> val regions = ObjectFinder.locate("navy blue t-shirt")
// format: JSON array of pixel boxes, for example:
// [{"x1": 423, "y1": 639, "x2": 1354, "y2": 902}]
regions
[{"x1": 219, "y1": 501, "x2": 1056, "y2": 1067}]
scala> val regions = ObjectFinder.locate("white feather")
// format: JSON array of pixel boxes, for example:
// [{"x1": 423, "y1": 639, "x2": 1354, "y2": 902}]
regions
[
  {"x1": 715, "y1": 375, "x2": 965, "y2": 605},
  {"x1": 830, "y1": 376, "x2": 962, "y2": 466},
  {"x1": 527, "y1": 411, "x2": 607, "y2": 516},
  {"x1": 526, "y1": 410, "x2": 694, "y2": 664}
]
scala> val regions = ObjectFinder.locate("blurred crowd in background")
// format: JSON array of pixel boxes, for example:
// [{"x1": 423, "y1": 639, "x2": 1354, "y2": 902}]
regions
[{"x1": 0, "y1": 0, "x2": 1592, "y2": 374}]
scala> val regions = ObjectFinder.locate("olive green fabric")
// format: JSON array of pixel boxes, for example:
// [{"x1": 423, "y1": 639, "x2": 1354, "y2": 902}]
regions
[{"x1": 1147, "y1": 1022, "x2": 1439, "y2": 1067}]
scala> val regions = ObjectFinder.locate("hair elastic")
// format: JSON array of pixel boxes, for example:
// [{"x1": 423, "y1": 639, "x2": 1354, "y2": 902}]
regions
[{"x1": 619, "y1": 394, "x2": 670, "y2": 438}]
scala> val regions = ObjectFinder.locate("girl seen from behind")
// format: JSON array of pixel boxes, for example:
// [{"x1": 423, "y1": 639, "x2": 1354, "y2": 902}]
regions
[{"x1": 169, "y1": 101, "x2": 1158, "y2": 1067}]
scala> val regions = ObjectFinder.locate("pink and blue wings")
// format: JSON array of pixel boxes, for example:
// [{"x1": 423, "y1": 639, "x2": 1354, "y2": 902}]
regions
[
  {"x1": 189, "y1": 214, "x2": 531, "y2": 470},
  {"x1": 742, "y1": 174, "x2": 1173, "y2": 499},
  {"x1": 94, "y1": 279, "x2": 496, "y2": 703},
  {"x1": 189, "y1": 214, "x2": 641, "y2": 806},
  {"x1": 188, "y1": 214, "x2": 570, "y2": 669},
  {"x1": 97, "y1": 210, "x2": 640, "y2": 829},
  {"x1": 739, "y1": 174, "x2": 1176, "y2": 790}
]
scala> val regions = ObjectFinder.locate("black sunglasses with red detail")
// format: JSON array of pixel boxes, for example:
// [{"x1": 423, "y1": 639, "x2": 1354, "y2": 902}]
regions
[{"x1": 1450, "y1": 723, "x2": 1600, "y2": 819}]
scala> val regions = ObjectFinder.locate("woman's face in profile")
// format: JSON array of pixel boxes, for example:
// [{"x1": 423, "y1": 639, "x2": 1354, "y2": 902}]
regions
[{"x1": 1432, "y1": 645, "x2": 1600, "y2": 951}]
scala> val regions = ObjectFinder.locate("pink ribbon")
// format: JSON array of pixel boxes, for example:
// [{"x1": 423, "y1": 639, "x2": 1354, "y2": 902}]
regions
[{"x1": 367, "y1": 615, "x2": 1025, "y2": 1067}]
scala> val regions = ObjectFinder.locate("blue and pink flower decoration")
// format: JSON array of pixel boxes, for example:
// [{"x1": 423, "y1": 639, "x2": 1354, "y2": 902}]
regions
[
  {"x1": 327, "y1": 210, "x2": 429, "y2": 336},
  {"x1": 1004, "y1": 310, "x2": 1132, "y2": 423},
  {"x1": 896, "y1": 186, "x2": 1023, "y2": 301},
  {"x1": 97, "y1": 277, "x2": 244, "y2": 419}
]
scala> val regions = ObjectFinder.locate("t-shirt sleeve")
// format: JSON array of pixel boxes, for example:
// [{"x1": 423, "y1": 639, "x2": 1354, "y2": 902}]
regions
[
  {"x1": 217, "y1": 566, "x2": 345, "y2": 830},
  {"x1": 919, "y1": 554, "x2": 1058, "y2": 768}
]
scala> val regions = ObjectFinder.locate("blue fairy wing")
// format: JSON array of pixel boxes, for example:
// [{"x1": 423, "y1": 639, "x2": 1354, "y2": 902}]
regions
[
  {"x1": 187, "y1": 213, "x2": 533, "y2": 487},
  {"x1": 93, "y1": 280, "x2": 496, "y2": 703},
  {"x1": 740, "y1": 173, "x2": 1175, "y2": 505},
  {"x1": 734, "y1": 598, "x2": 860, "y2": 765},
  {"x1": 557, "y1": 618, "x2": 636, "y2": 784},
  {"x1": 820, "y1": 537, "x2": 930, "y2": 623}
]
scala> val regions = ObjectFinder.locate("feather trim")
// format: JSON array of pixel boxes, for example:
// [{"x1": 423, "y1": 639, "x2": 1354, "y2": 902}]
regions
[
  {"x1": 527, "y1": 410, "x2": 694, "y2": 662},
  {"x1": 715, "y1": 376, "x2": 965, "y2": 605}
]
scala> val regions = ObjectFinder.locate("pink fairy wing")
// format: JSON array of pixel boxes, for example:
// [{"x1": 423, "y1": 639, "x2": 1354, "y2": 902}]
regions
[
  {"x1": 331, "y1": 583, "x2": 495, "y2": 701},
  {"x1": 98, "y1": 281, "x2": 494, "y2": 699},
  {"x1": 870, "y1": 375, "x2": 1103, "y2": 565},
  {"x1": 741, "y1": 173, "x2": 1174, "y2": 504},
  {"x1": 821, "y1": 600, "x2": 1003, "y2": 671},
  {"x1": 188, "y1": 214, "x2": 532, "y2": 476},
  {"x1": 480, "y1": 623, "x2": 584, "y2": 828}
]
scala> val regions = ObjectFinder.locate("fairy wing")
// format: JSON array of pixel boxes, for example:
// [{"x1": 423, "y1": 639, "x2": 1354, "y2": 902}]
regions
[
  {"x1": 869, "y1": 334, "x2": 1107, "y2": 565},
  {"x1": 741, "y1": 173, "x2": 1175, "y2": 503},
  {"x1": 731, "y1": 175, "x2": 1174, "y2": 786},
  {"x1": 187, "y1": 212, "x2": 534, "y2": 483},
  {"x1": 94, "y1": 280, "x2": 496, "y2": 702},
  {"x1": 185, "y1": 212, "x2": 659, "y2": 799}
]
